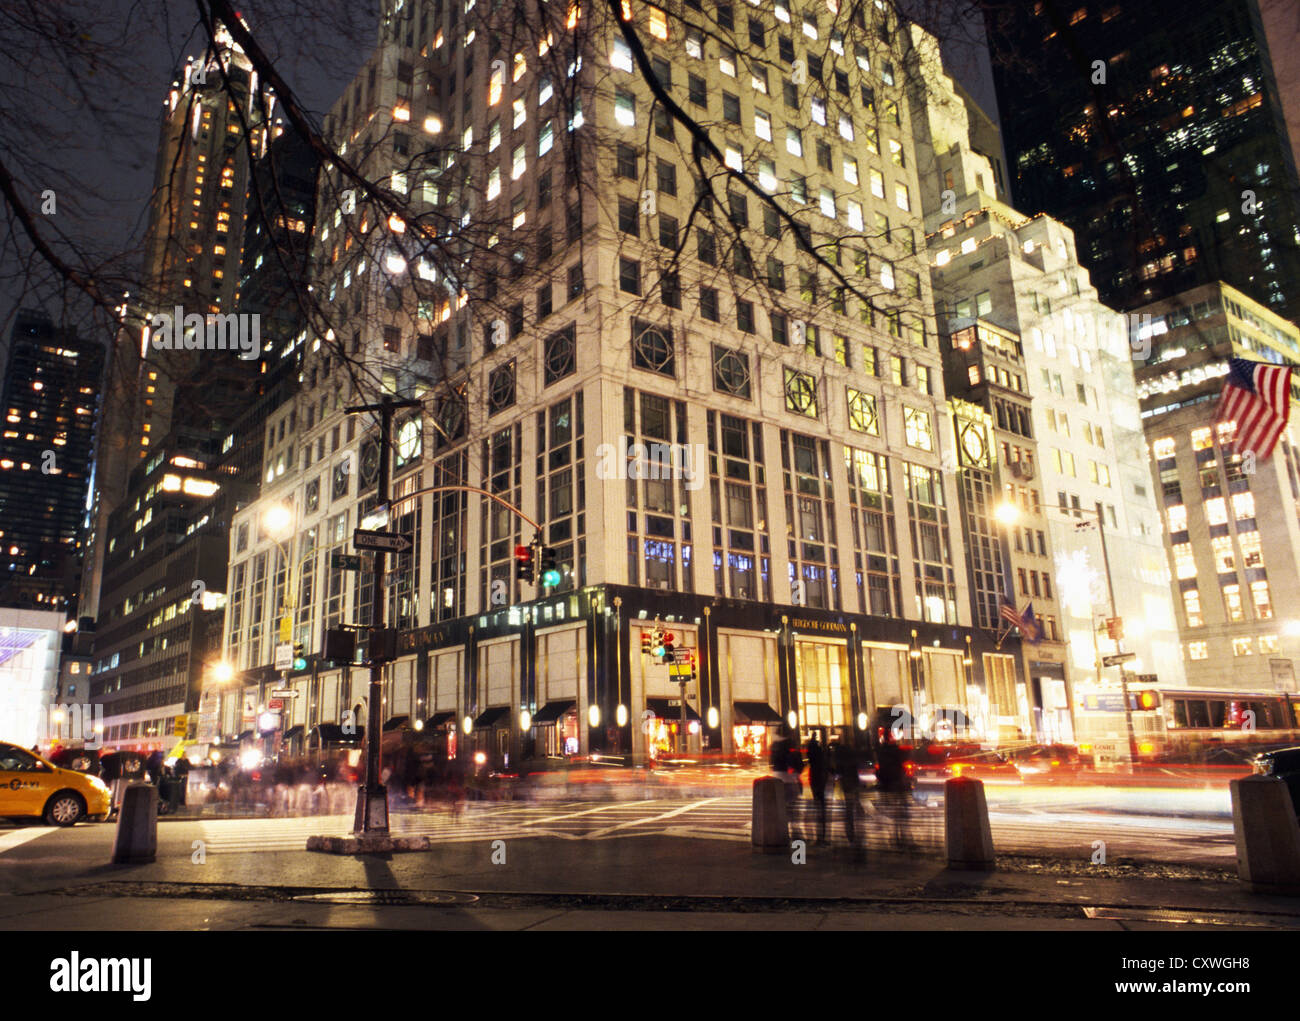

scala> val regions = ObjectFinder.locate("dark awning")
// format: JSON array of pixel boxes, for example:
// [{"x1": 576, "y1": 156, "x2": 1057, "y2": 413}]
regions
[
  {"x1": 474, "y1": 706, "x2": 510, "y2": 728},
  {"x1": 312, "y1": 722, "x2": 364, "y2": 744},
  {"x1": 646, "y1": 697, "x2": 700, "y2": 721},
  {"x1": 532, "y1": 700, "x2": 576, "y2": 724},
  {"x1": 236, "y1": 730, "x2": 255, "y2": 741},
  {"x1": 382, "y1": 715, "x2": 410, "y2": 732},
  {"x1": 283, "y1": 725, "x2": 305, "y2": 741},
  {"x1": 423, "y1": 711, "x2": 455, "y2": 728},
  {"x1": 733, "y1": 701, "x2": 783, "y2": 724}
]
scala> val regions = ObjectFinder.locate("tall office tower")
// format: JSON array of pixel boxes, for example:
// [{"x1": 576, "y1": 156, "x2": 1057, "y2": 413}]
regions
[
  {"x1": 910, "y1": 35, "x2": 1185, "y2": 700},
  {"x1": 0, "y1": 311, "x2": 104, "y2": 612},
  {"x1": 1133, "y1": 281, "x2": 1300, "y2": 692},
  {"x1": 211, "y1": 2, "x2": 1035, "y2": 761},
  {"x1": 944, "y1": 322, "x2": 1073, "y2": 741},
  {"x1": 82, "y1": 21, "x2": 272, "y2": 621},
  {"x1": 985, "y1": 0, "x2": 1300, "y2": 325}
]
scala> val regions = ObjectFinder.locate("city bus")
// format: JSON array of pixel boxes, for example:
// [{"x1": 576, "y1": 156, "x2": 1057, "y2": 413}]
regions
[{"x1": 1073, "y1": 684, "x2": 1300, "y2": 765}]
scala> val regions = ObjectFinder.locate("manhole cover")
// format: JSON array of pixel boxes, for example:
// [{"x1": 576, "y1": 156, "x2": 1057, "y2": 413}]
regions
[{"x1": 292, "y1": 890, "x2": 478, "y2": 906}]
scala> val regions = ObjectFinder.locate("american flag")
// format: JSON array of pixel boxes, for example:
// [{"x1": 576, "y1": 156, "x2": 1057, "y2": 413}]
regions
[
  {"x1": 999, "y1": 598, "x2": 1041, "y2": 643},
  {"x1": 1215, "y1": 358, "x2": 1293, "y2": 461}
]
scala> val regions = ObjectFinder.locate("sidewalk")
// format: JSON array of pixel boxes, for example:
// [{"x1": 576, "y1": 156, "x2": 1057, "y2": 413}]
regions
[{"x1": 5, "y1": 825, "x2": 1298, "y2": 929}]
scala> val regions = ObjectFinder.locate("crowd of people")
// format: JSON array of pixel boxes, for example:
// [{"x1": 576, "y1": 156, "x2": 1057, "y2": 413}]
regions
[{"x1": 768, "y1": 727, "x2": 915, "y2": 855}]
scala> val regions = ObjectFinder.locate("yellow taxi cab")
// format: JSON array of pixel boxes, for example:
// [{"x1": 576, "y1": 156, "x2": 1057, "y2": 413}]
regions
[{"x1": 0, "y1": 741, "x2": 112, "y2": 825}]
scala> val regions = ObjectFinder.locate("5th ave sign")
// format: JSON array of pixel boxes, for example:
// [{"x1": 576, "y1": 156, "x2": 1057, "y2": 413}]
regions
[{"x1": 353, "y1": 528, "x2": 412, "y2": 553}]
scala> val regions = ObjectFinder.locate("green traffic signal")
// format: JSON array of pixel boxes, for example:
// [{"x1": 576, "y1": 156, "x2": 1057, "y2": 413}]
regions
[{"x1": 542, "y1": 568, "x2": 562, "y2": 587}]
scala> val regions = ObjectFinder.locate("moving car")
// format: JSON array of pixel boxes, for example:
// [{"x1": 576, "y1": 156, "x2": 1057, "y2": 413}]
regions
[
  {"x1": 1252, "y1": 746, "x2": 1300, "y2": 818},
  {"x1": 904, "y1": 742, "x2": 1022, "y2": 784},
  {"x1": 1005, "y1": 744, "x2": 1082, "y2": 783},
  {"x1": 0, "y1": 741, "x2": 112, "y2": 825}
]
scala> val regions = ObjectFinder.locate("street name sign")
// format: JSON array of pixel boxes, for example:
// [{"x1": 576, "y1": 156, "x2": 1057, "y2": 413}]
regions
[{"x1": 1102, "y1": 652, "x2": 1136, "y2": 667}]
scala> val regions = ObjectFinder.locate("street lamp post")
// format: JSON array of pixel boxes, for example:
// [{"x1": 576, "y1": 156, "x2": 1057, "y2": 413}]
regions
[
  {"x1": 1068, "y1": 507, "x2": 1140, "y2": 767},
  {"x1": 262, "y1": 500, "x2": 300, "y2": 761}
]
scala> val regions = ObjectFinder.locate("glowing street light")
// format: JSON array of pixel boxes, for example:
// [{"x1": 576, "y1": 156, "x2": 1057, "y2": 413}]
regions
[
  {"x1": 262, "y1": 502, "x2": 293, "y2": 539},
  {"x1": 994, "y1": 502, "x2": 1021, "y2": 526}
]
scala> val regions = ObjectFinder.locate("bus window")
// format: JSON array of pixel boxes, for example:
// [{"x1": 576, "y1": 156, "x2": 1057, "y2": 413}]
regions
[
  {"x1": 1171, "y1": 699, "x2": 1189, "y2": 729},
  {"x1": 1187, "y1": 700, "x2": 1211, "y2": 728},
  {"x1": 1209, "y1": 699, "x2": 1227, "y2": 728}
]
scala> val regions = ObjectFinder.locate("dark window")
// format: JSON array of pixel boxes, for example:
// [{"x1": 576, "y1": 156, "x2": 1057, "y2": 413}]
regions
[
  {"x1": 632, "y1": 319, "x2": 675, "y2": 376},
  {"x1": 834, "y1": 70, "x2": 849, "y2": 96},
  {"x1": 733, "y1": 242, "x2": 753, "y2": 278},
  {"x1": 717, "y1": 4, "x2": 734, "y2": 31},
  {"x1": 509, "y1": 302, "x2": 524, "y2": 338},
  {"x1": 728, "y1": 192, "x2": 748, "y2": 228},
  {"x1": 816, "y1": 140, "x2": 832, "y2": 170},
  {"x1": 766, "y1": 256, "x2": 785, "y2": 290},
  {"x1": 764, "y1": 205, "x2": 781, "y2": 239},
  {"x1": 689, "y1": 73, "x2": 707, "y2": 107},
  {"x1": 657, "y1": 159, "x2": 677, "y2": 195},
  {"x1": 770, "y1": 311, "x2": 788, "y2": 345},
  {"x1": 661, "y1": 271, "x2": 681, "y2": 309},
  {"x1": 736, "y1": 299, "x2": 755, "y2": 333},
  {"x1": 701, "y1": 287, "x2": 720, "y2": 322},
  {"x1": 383, "y1": 326, "x2": 401, "y2": 352},
  {"x1": 538, "y1": 170, "x2": 552, "y2": 207},
  {"x1": 723, "y1": 92, "x2": 741, "y2": 124},
  {"x1": 619, "y1": 257, "x2": 641, "y2": 295},
  {"x1": 537, "y1": 283, "x2": 553, "y2": 319},
  {"x1": 616, "y1": 143, "x2": 638, "y2": 179},
  {"x1": 713, "y1": 344, "x2": 752, "y2": 398},
  {"x1": 566, "y1": 202, "x2": 582, "y2": 242},
  {"x1": 544, "y1": 323, "x2": 576, "y2": 384},
  {"x1": 654, "y1": 104, "x2": 674, "y2": 140},
  {"x1": 618, "y1": 197, "x2": 639, "y2": 235},
  {"x1": 748, "y1": 18, "x2": 765, "y2": 47},
  {"x1": 659, "y1": 214, "x2": 679, "y2": 249},
  {"x1": 488, "y1": 361, "x2": 516, "y2": 415},
  {"x1": 807, "y1": 54, "x2": 823, "y2": 80},
  {"x1": 651, "y1": 56, "x2": 672, "y2": 89},
  {"x1": 778, "y1": 36, "x2": 794, "y2": 64},
  {"x1": 537, "y1": 225, "x2": 553, "y2": 262},
  {"x1": 698, "y1": 229, "x2": 717, "y2": 265},
  {"x1": 783, "y1": 79, "x2": 798, "y2": 108},
  {"x1": 860, "y1": 85, "x2": 875, "y2": 112},
  {"x1": 567, "y1": 262, "x2": 584, "y2": 299}
]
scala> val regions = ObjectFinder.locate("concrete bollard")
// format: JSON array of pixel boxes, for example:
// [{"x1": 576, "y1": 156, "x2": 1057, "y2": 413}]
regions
[
  {"x1": 752, "y1": 775, "x2": 789, "y2": 854},
  {"x1": 112, "y1": 783, "x2": 158, "y2": 864},
  {"x1": 1231, "y1": 775, "x2": 1300, "y2": 895},
  {"x1": 944, "y1": 776, "x2": 995, "y2": 871}
]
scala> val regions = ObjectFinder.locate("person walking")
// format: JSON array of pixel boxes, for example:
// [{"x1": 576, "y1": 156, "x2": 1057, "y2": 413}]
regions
[
  {"x1": 806, "y1": 731, "x2": 829, "y2": 845},
  {"x1": 834, "y1": 732, "x2": 863, "y2": 855}
]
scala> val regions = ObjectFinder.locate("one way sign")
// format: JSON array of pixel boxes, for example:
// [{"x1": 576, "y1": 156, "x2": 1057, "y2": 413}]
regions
[{"x1": 354, "y1": 528, "x2": 412, "y2": 553}]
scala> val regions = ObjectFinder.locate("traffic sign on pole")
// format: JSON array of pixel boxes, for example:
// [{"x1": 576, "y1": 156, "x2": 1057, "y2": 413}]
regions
[
  {"x1": 274, "y1": 642, "x2": 293, "y2": 671},
  {"x1": 1102, "y1": 652, "x2": 1136, "y2": 667},
  {"x1": 353, "y1": 529, "x2": 412, "y2": 553}
]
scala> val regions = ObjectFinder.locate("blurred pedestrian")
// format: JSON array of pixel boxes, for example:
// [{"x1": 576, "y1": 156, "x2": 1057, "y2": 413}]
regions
[
  {"x1": 806, "y1": 731, "x2": 828, "y2": 845},
  {"x1": 834, "y1": 731, "x2": 863, "y2": 854}
]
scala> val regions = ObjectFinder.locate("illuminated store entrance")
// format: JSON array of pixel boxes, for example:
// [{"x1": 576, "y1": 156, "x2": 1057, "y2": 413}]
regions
[{"x1": 793, "y1": 639, "x2": 852, "y2": 736}]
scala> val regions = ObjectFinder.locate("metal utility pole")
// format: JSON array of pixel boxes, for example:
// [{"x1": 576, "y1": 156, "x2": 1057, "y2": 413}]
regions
[
  {"x1": 346, "y1": 394, "x2": 420, "y2": 835},
  {"x1": 1079, "y1": 511, "x2": 1138, "y2": 766}
]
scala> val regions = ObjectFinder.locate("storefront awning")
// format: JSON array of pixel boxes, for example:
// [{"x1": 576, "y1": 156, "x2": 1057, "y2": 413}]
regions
[
  {"x1": 236, "y1": 730, "x2": 256, "y2": 742},
  {"x1": 422, "y1": 711, "x2": 456, "y2": 728},
  {"x1": 532, "y1": 700, "x2": 576, "y2": 724},
  {"x1": 312, "y1": 723, "x2": 364, "y2": 744},
  {"x1": 646, "y1": 697, "x2": 700, "y2": 721},
  {"x1": 283, "y1": 725, "x2": 305, "y2": 741},
  {"x1": 474, "y1": 706, "x2": 510, "y2": 728},
  {"x1": 732, "y1": 701, "x2": 783, "y2": 724},
  {"x1": 382, "y1": 715, "x2": 410, "y2": 732}
]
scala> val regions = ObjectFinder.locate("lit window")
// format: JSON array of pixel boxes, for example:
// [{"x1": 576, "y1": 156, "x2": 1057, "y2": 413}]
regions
[
  {"x1": 1232, "y1": 637, "x2": 1253, "y2": 657},
  {"x1": 513, "y1": 98, "x2": 526, "y2": 129},
  {"x1": 1251, "y1": 580, "x2": 1273, "y2": 619},
  {"x1": 489, "y1": 64, "x2": 504, "y2": 106},
  {"x1": 489, "y1": 119, "x2": 501, "y2": 152},
  {"x1": 786, "y1": 127, "x2": 802, "y2": 157},
  {"x1": 811, "y1": 98, "x2": 826, "y2": 125},
  {"x1": 845, "y1": 199, "x2": 863, "y2": 230},
  {"x1": 612, "y1": 37, "x2": 633, "y2": 72},
  {"x1": 869, "y1": 168, "x2": 884, "y2": 198},
  {"x1": 1182, "y1": 588, "x2": 1203, "y2": 627},
  {"x1": 758, "y1": 158, "x2": 777, "y2": 192},
  {"x1": 615, "y1": 90, "x2": 635, "y2": 126},
  {"x1": 802, "y1": 16, "x2": 818, "y2": 39},
  {"x1": 904, "y1": 408, "x2": 932, "y2": 450},
  {"x1": 1188, "y1": 641, "x2": 1208, "y2": 661},
  {"x1": 819, "y1": 187, "x2": 835, "y2": 218},
  {"x1": 725, "y1": 145, "x2": 743, "y2": 170},
  {"x1": 838, "y1": 114, "x2": 854, "y2": 141},
  {"x1": 1152, "y1": 436, "x2": 1175, "y2": 459},
  {"x1": 392, "y1": 104, "x2": 410, "y2": 122},
  {"x1": 1173, "y1": 542, "x2": 1196, "y2": 579},
  {"x1": 894, "y1": 182, "x2": 910, "y2": 211},
  {"x1": 487, "y1": 168, "x2": 501, "y2": 200},
  {"x1": 842, "y1": 157, "x2": 858, "y2": 185},
  {"x1": 755, "y1": 110, "x2": 771, "y2": 140},
  {"x1": 513, "y1": 52, "x2": 527, "y2": 82},
  {"x1": 719, "y1": 47, "x2": 736, "y2": 77},
  {"x1": 538, "y1": 119, "x2": 554, "y2": 155},
  {"x1": 512, "y1": 144, "x2": 527, "y2": 180},
  {"x1": 648, "y1": 6, "x2": 668, "y2": 39}
]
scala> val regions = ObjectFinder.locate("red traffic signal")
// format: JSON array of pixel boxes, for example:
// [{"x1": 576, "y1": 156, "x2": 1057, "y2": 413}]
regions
[
  {"x1": 641, "y1": 631, "x2": 652, "y2": 654},
  {"x1": 515, "y1": 544, "x2": 535, "y2": 584}
]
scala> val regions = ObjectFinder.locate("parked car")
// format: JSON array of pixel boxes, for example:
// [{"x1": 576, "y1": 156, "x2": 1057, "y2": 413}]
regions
[
  {"x1": 1252, "y1": 746, "x2": 1300, "y2": 818},
  {"x1": 0, "y1": 741, "x2": 112, "y2": 825}
]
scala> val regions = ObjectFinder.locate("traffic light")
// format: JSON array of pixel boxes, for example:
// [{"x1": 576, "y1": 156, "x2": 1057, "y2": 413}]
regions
[
  {"x1": 641, "y1": 630, "x2": 652, "y2": 655},
  {"x1": 661, "y1": 631, "x2": 676, "y2": 663},
  {"x1": 539, "y1": 545, "x2": 561, "y2": 588},
  {"x1": 292, "y1": 642, "x2": 307, "y2": 671},
  {"x1": 515, "y1": 543, "x2": 535, "y2": 584}
]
